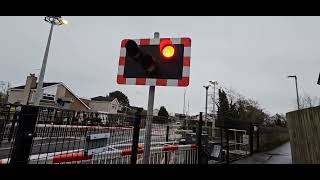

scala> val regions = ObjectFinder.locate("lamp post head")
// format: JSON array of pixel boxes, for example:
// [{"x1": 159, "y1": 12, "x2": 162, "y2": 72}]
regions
[
  {"x1": 203, "y1": 85, "x2": 210, "y2": 89},
  {"x1": 209, "y1": 80, "x2": 218, "y2": 85},
  {"x1": 60, "y1": 19, "x2": 68, "y2": 25},
  {"x1": 44, "y1": 16, "x2": 68, "y2": 25},
  {"x1": 288, "y1": 75, "x2": 296, "y2": 78}
]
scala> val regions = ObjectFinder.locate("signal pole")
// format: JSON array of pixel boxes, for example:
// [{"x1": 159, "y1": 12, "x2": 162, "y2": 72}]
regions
[
  {"x1": 183, "y1": 89, "x2": 186, "y2": 115},
  {"x1": 143, "y1": 32, "x2": 159, "y2": 164}
]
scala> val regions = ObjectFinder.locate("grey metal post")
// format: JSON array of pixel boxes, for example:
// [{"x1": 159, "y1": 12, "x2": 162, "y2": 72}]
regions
[
  {"x1": 203, "y1": 86, "x2": 209, "y2": 127},
  {"x1": 295, "y1": 77, "x2": 300, "y2": 110},
  {"x1": 197, "y1": 112, "x2": 203, "y2": 164},
  {"x1": 205, "y1": 88, "x2": 208, "y2": 126},
  {"x1": 34, "y1": 23, "x2": 54, "y2": 105},
  {"x1": 142, "y1": 32, "x2": 159, "y2": 164},
  {"x1": 183, "y1": 89, "x2": 186, "y2": 115},
  {"x1": 288, "y1": 75, "x2": 300, "y2": 110},
  {"x1": 212, "y1": 82, "x2": 216, "y2": 138},
  {"x1": 213, "y1": 83, "x2": 216, "y2": 118}
]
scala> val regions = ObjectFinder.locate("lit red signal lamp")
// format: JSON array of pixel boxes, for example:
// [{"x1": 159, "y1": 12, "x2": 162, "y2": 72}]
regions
[{"x1": 160, "y1": 39, "x2": 175, "y2": 60}]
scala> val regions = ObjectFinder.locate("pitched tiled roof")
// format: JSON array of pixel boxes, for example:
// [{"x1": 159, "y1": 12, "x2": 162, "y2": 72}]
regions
[
  {"x1": 12, "y1": 82, "x2": 60, "y2": 89},
  {"x1": 91, "y1": 96, "x2": 116, "y2": 102}
]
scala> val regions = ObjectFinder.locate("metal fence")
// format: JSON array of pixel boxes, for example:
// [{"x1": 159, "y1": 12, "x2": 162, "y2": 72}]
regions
[
  {"x1": 138, "y1": 115, "x2": 198, "y2": 164},
  {"x1": 0, "y1": 105, "x2": 199, "y2": 164},
  {"x1": 178, "y1": 113, "x2": 258, "y2": 164},
  {"x1": 0, "y1": 104, "x2": 21, "y2": 161}
]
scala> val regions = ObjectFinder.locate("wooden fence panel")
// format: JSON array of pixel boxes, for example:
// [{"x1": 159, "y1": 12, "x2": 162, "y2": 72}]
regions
[{"x1": 287, "y1": 106, "x2": 320, "y2": 164}]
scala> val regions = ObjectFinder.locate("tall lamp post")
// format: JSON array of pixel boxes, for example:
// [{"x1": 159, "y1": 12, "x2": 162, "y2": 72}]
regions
[
  {"x1": 203, "y1": 85, "x2": 210, "y2": 127},
  {"x1": 288, "y1": 75, "x2": 300, "y2": 110},
  {"x1": 209, "y1": 81, "x2": 218, "y2": 118},
  {"x1": 209, "y1": 80, "x2": 218, "y2": 137},
  {"x1": 33, "y1": 16, "x2": 68, "y2": 105}
]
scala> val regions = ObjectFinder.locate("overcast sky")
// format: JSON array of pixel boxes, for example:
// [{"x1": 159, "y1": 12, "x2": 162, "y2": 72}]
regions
[{"x1": 1, "y1": 16, "x2": 320, "y2": 115}]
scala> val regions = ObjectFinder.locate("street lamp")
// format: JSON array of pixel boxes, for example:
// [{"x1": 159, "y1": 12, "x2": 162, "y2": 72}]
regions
[
  {"x1": 209, "y1": 81, "x2": 218, "y2": 117},
  {"x1": 33, "y1": 16, "x2": 68, "y2": 105},
  {"x1": 209, "y1": 80, "x2": 218, "y2": 137},
  {"x1": 203, "y1": 85, "x2": 210, "y2": 127},
  {"x1": 287, "y1": 75, "x2": 300, "y2": 110}
]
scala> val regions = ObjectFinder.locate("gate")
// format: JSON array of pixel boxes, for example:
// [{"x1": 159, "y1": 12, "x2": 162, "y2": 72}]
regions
[
  {"x1": 213, "y1": 120, "x2": 260, "y2": 164},
  {"x1": 176, "y1": 113, "x2": 261, "y2": 164}
]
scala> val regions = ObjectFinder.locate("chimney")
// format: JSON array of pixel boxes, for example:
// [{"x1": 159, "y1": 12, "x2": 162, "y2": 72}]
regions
[{"x1": 21, "y1": 74, "x2": 38, "y2": 105}]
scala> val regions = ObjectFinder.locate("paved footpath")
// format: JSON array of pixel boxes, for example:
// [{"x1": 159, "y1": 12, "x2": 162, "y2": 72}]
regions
[{"x1": 232, "y1": 142, "x2": 292, "y2": 164}]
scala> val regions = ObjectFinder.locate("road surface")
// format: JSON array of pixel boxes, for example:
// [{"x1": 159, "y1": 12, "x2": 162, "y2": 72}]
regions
[{"x1": 232, "y1": 142, "x2": 292, "y2": 164}]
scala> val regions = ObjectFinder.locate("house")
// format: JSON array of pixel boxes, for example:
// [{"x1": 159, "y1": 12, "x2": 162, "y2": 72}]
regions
[
  {"x1": 8, "y1": 74, "x2": 90, "y2": 111},
  {"x1": 153, "y1": 108, "x2": 160, "y2": 116},
  {"x1": 80, "y1": 96, "x2": 121, "y2": 114},
  {"x1": 123, "y1": 105, "x2": 146, "y2": 116}
]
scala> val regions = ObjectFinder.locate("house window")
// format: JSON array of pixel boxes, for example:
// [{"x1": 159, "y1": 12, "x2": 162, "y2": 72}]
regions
[{"x1": 42, "y1": 93, "x2": 55, "y2": 101}]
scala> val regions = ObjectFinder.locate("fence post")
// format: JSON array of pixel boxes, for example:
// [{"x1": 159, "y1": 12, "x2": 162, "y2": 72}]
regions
[
  {"x1": 8, "y1": 111, "x2": 18, "y2": 142},
  {"x1": 10, "y1": 105, "x2": 39, "y2": 164},
  {"x1": 220, "y1": 128, "x2": 223, "y2": 162},
  {"x1": 197, "y1": 112, "x2": 209, "y2": 164},
  {"x1": 249, "y1": 123, "x2": 254, "y2": 155},
  {"x1": 165, "y1": 125, "x2": 170, "y2": 164},
  {"x1": 256, "y1": 126, "x2": 260, "y2": 152},
  {"x1": 0, "y1": 113, "x2": 6, "y2": 144},
  {"x1": 0, "y1": 106, "x2": 10, "y2": 144},
  {"x1": 131, "y1": 108, "x2": 142, "y2": 164},
  {"x1": 225, "y1": 128, "x2": 229, "y2": 164}
]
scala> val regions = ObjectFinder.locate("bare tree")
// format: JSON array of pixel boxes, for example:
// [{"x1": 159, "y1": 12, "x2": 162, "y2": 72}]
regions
[
  {"x1": 299, "y1": 93, "x2": 320, "y2": 109},
  {"x1": 209, "y1": 85, "x2": 242, "y2": 113},
  {"x1": 0, "y1": 81, "x2": 10, "y2": 104},
  {"x1": 222, "y1": 86, "x2": 241, "y2": 105},
  {"x1": 213, "y1": 85, "x2": 268, "y2": 125}
]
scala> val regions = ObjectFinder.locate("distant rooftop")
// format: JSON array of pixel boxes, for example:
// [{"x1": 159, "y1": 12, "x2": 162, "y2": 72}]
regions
[
  {"x1": 11, "y1": 82, "x2": 61, "y2": 90},
  {"x1": 91, "y1": 96, "x2": 116, "y2": 102}
]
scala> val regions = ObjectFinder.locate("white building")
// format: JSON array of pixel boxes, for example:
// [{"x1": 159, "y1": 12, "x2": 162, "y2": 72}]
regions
[
  {"x1": 153, "y1": 108, "x2": 160, "y2": 116},
  {"x1": 80, "y1": 96, "x2": 121, "y2": 114},
  {"x1": 8, "y1": 74, "x2": 90, "y2": 111}
]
